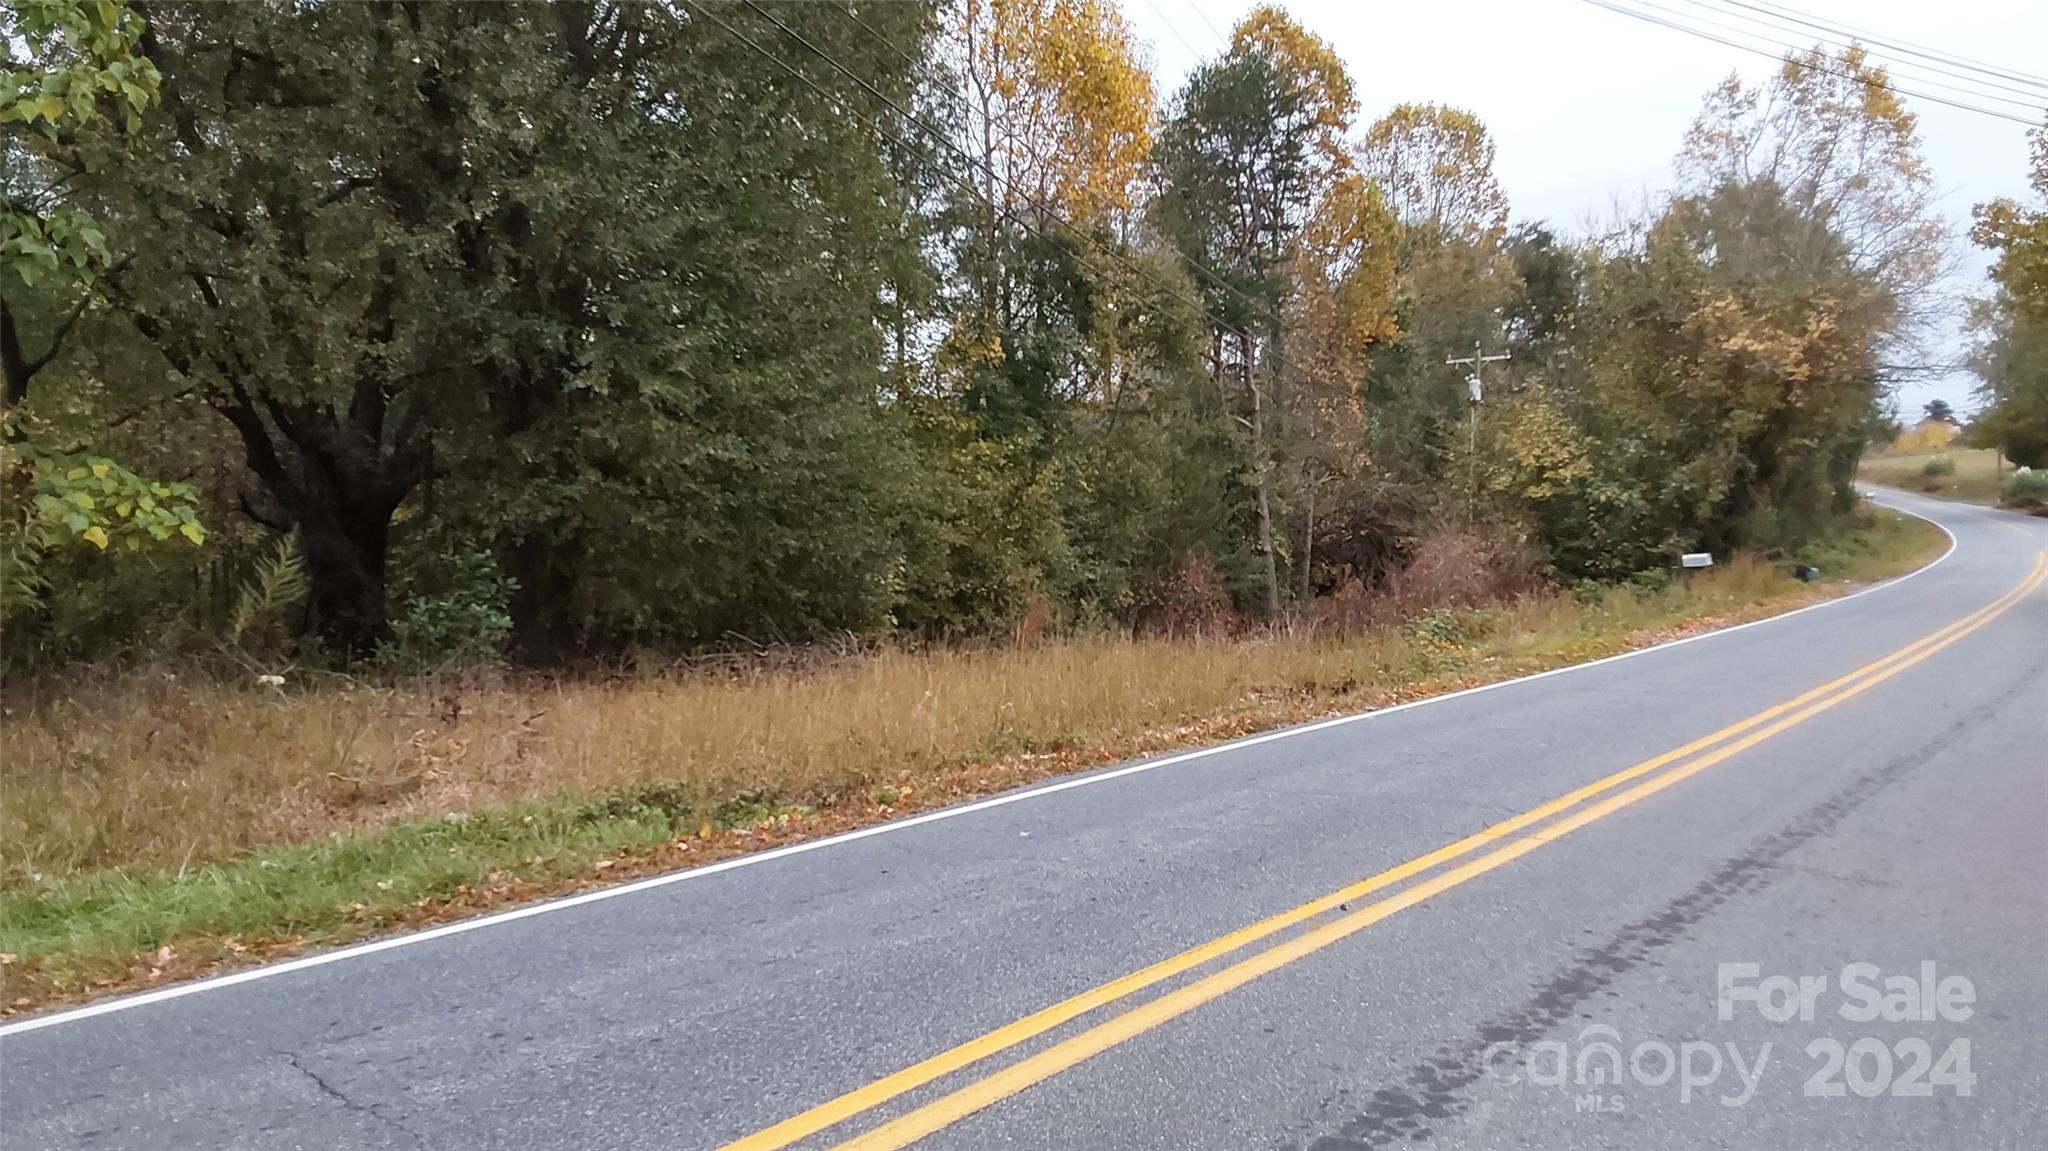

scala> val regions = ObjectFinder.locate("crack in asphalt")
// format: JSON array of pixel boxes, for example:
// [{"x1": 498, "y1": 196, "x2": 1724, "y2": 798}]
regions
[
  {"x1": 1293, "y1": 659, "x2": 2040, "y2": 1150},
  {"x1": 277, "y1": 1050, "x2": 425, "y2": 1147}
]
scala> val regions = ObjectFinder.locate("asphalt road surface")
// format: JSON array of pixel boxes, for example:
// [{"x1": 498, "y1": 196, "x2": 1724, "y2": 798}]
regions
[{"x1": 5, "y1": 489, "x2": 2045, "y2": 1151}]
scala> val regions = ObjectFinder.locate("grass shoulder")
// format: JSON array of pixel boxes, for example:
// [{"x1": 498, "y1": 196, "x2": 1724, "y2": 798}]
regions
[
  {"x1": 1857, "y1": 447, "x2": 2010, "y2": 506},
  {"x1": 0, "y1": 508, "x2": 1947, "y2": 1017}
]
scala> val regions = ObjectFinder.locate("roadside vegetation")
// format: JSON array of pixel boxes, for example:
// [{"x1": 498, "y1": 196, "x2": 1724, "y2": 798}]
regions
[
  {"x1": 1, "y1": 511, "x2": 1943, "y2": 1012},
  {"x1": 2003, "y1": 470, "x2": 2048, "y2": 512},
  {"x1": 1857, "y1": 447, "x2": 2014, "y2": 505}
]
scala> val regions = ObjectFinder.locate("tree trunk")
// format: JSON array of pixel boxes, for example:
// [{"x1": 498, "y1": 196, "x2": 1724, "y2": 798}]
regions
[
  {"x1": 295, "y1": 493, "x2": 391, "y2": 657},
  {"x1": 507, "y1": 534, "x2": 582, "y2": 665},
  {"x1": 210, "y1": 372, "x2": 428, "y2": 659},
  {"x1": 1300, "y1": 478, "x2": 1315, "y2": 600},
  {"x1": 2, "y1": 292, "x2": 87, "y2": 410},
  {"x1": 1, "y1": 294, "x2": 30, "y2": 407},
  {"x1": 1245, "y1": 331, "x2": 1280, "y2": 617}
]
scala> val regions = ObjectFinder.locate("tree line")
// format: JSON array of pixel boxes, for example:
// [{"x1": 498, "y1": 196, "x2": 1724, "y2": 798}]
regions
[{"x1": 2, "y1": 0, "x2": 1995, "y2": 668}]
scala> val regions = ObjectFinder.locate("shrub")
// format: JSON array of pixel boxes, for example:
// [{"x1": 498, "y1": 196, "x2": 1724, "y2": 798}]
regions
[
  {"x1": 1382, "y1": 524, "x2": 1542, "y2": 613},
  {"x1": 1308, "y1": 524, "x2": 1540, "y2": 638},
  {"x1": 1141, "y1": 550, "x2": 1238, "y2": 637},
  {"x1": 1628, "y1": 568, "x2": 1674, "y2": 596},
  {"x1": 2001, "y1": 471, "x2": 2048, "y2": 511},
  {"x1": 1310, "y1": 575, "x2": 1376, "y2": 636},
  {"x1": 1920, "y1": 455, "x2": 1955, "y2": 477},
  {"x1": 1401, "y1": 607, "x2": 1498, "y2": 648},
  {"x1": 375, "y1": 550, "x2": 516, "y2": 672}
]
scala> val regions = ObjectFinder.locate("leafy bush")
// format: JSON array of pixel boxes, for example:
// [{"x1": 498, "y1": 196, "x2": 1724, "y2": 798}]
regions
[
  {"x1": 375, "y1": 551, "x2": 516, "y2": 672},
  {"x1": 1401, "y1": 607, "x2": 1498, "y2": 648},
  {"x1": 1628, "y1": 568, "x2": 1674, "y2": 596},
  {"x1": 2001, "y1": 471, "x2": 2048, "y2": 511},
  {"x1": 1920, "y1": 455, "x2": 1955, "y2": 477},
  {"x1": 2, "y1": 438, "x2": 207, "y2": 620}
]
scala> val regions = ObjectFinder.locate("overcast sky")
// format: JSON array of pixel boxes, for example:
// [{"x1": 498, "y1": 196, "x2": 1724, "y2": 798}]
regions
[{"x1": 1119, "y1": 0, "x2": 2048, "y2": 418}]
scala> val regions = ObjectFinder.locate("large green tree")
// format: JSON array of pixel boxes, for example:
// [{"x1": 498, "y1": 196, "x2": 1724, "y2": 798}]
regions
[{"x1": 40, "y1": 1, "x2": 937, "y2": 657}]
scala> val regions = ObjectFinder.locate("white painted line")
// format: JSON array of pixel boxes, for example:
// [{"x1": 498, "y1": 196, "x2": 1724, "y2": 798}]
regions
[{"x1": 0, "y1": 503, "x2": 1964, "y2": 1038}]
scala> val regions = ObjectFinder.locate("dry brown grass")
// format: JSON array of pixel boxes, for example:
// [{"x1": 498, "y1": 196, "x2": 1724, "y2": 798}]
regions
[
  {"x1": 0, "y1": 509, "x2": 1950, "y2": 1013},
  {"x1": 3, "y1": 553, "x2": 1813, "y2": 887}
]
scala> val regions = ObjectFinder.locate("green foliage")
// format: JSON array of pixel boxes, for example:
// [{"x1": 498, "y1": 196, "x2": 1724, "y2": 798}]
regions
[
  {"x1": 1627, "y1": 568, "x2": 1674, "y2": 596},
  {"x1": 4, "y1": 1, "x2": 204, "y2": 640},
  {"x1": 2002, "y1": 470, "x2": 2048, "y2": 510},
  {"x1": 1400, "y1": 606, "x2": 1496, "y2": 648},
  {"x1": 1967, "y1": 123, "x2": 2045, "y2": 477},
  {"x1": 3, "y1": 0, "x2": 160, "y2": 287},
  {"x1": 374, "y1": 550, "x2": 514, "y2": 673},
  {"x1": 228, "y1": 535, "x2": 306, "y2": 653},
  {"x1": 889, "y1": 399, "x2": 1069, "y2": 636},
  {"x1": 1921, "y1": 455, "x2": 1956, "y2": 477},
  {"x1": 1967, "y1": 282, "x2": 2048, "y2": 470},
  {"x1": 1, "y1": 436, "x2": 204, "y2": 618},
  {"x1": 1, "y1": 0, "x2": 158, "y2": 130},
  {"x1": 19, "y1": 446, "x2": 204, "y2": 550}
]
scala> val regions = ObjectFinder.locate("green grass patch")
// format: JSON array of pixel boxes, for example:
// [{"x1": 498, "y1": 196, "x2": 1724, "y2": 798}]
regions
[
  {"x1": 1795, "y1": 506, "x2": 1948, "y2": 580},
  {"x1": 1858, "y1": 447, "x2": 2012, "y2": 505}
]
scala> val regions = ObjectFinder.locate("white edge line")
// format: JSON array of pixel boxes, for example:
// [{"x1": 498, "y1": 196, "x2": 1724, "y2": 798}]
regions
[{"x1": 0, "y1": 502, "x2": 1963, "y2": 1039}]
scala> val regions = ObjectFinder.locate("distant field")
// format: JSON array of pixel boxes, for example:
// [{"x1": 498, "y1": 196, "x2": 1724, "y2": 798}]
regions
[{"x1": 1858, "y1": 447, "x2": 2013, "y2": 505}]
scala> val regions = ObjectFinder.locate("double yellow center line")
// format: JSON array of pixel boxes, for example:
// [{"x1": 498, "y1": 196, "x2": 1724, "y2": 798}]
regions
[{"x1": 725, "y1": 552, "x2": 2047, "y2": 1151}]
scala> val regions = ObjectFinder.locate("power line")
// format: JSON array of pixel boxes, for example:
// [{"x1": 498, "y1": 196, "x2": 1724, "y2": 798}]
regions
[
  {"x1": 1577, "y1": 0, "x2": 2043, "y2": 126},
  {"x1": 1711, "y1": 0, "x2": 2047, "y2": 92},
  {"x1": 1583, "y1": 0, "x2": 2044, "y2": 123},
  {"x1": 1141, "y1": 0, "x2": 1211, "y2": 62},
  {"x1": 1666, "y1": 0, "x2": 2048, "y2": 109},
  {"x1": 1183, "y1": 0, "x2": 1229, "y2": 47},
  {"x1": 1729, "y1": 0, "x2": 2048, "y2": 91}
]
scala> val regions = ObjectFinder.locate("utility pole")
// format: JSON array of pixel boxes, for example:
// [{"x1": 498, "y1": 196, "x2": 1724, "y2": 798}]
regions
[{"x1": 1446, "y1": 340, "x2": 1510, "y2": 520}]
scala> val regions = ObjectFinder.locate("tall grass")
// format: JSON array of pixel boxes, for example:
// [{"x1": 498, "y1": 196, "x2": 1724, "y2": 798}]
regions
[
  {"x1": 0, "y1": 512, "x2": 1942, "y2": 1003},
  {"x1": 2, "y1": 556, "x2": 1803, "y2": 886}
]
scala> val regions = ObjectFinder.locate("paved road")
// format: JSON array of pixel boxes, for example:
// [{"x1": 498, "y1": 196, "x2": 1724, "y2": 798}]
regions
[{"x1": 5, "y1": 490, "x2": 2045, "y2": 1151}]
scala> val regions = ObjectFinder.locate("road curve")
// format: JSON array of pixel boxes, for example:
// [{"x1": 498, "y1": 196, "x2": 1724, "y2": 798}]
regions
[{"x1": 4, "y1": 489, "x2": 2045, "y2": 1150}]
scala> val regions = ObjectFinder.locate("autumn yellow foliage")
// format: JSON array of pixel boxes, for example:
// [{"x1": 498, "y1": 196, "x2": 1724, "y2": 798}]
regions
[
  {"x1": 958, "y1": 0, "x2": 1153, "y2": 222},
  {"x1": 1891, "y1": 419, "x2": 1958, "y2": 454}
]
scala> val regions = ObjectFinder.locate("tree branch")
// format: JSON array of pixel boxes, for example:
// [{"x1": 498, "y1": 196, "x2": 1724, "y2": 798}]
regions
[{"x1": 238, "y1": 487, "x2": 295, "y2": 532}]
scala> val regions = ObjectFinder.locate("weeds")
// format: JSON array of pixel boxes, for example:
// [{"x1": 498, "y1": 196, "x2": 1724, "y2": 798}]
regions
[
  {"x1": 0, "y1": 511, "x2": 1944, "y2": 1009},
  {"x1": 2001, "y1": 471, "x2": 2048, "y2": 512}
]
